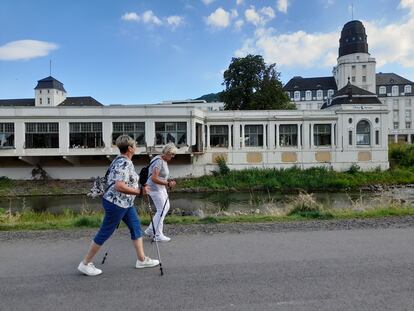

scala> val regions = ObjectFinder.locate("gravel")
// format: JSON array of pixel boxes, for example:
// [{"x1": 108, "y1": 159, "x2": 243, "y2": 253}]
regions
[{"x1": 1, "y1": 215, "x2": 413, "y2": 242}]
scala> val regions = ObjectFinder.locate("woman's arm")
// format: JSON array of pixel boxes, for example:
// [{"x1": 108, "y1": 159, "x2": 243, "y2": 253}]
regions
[
  {"x1": 115, "y1": 181, "x2": 141, "y2": 195},
  {"x1": 150, "y1": 168, "x2": 169, "y2": 186}
]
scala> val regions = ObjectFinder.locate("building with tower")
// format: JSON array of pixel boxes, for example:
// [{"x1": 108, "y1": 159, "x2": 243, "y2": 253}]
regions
[
  {"x1": 0, "y1": 20, "x2": 394, "y2": 179},
  {"x1": 284, "y1": 20, "x2": 414, "y2": 144}
]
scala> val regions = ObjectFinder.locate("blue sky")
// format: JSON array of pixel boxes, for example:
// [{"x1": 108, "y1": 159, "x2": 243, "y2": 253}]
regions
[{"x1": 0, "y1": 0, "x2": 413, "y2": 104}]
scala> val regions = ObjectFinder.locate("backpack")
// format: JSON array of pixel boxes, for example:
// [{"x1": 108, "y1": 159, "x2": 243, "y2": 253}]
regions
[
  {"x1": 87, "y1": 159, "x2": 117, "y2": 198},
  {"x1": 138, "y1": 157, "x2": 160, "y2": 187}
]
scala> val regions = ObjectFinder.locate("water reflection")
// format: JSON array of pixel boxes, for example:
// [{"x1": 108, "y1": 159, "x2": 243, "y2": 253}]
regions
[{"x1": 1, "y1": 187, "x2": 413, "y2": 216}]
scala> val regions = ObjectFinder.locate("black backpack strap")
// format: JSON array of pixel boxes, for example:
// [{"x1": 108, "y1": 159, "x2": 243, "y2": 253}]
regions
[
  {"x1": 104, "y1": 157, "x2": 120, "y2": 192},
  {"x1": 148, "y1": 157, "x2": 161, "y2": 180}
]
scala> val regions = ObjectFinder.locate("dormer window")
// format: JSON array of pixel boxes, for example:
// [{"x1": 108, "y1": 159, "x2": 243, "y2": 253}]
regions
[
  {"x1": 379, "y1": 86, "x2": 386, "y2": 94},
  {"x1": 305, "y1": 90, "x2": 312, "y2": 101},
  {"x1": 316, "y1": 90, "x2": 323, "y2": 100},
  {"x1": 392, "y1": 85, "x2": 399, "y2": 96},
  {"x1": 404, "y1": 85, "x2": 412, "y2": 94}
]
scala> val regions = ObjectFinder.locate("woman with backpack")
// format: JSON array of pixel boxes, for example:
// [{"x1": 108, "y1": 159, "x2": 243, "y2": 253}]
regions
[
  {"x1": 77, "y1": 135, "x2": 159, "y2": 276},
  {"x1": 144, "y1": 143, "x2": 177, "y2": 242}
]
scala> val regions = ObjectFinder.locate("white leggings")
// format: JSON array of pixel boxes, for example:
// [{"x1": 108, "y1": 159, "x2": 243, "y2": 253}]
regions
[{"x1": 148, "y1": 190, "x2": 170, "y2": 237}]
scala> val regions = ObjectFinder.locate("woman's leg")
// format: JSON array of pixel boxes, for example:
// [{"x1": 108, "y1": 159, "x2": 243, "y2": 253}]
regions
[
  {"x1": 82, "y1": 199, "x2": 126, "y2": 264},
  {"x1": 149, "y1": 191, "x2": 169, "y2": 237},
  {"x1": 122, "y1": 207, "x2": 145, "y2": 261}
]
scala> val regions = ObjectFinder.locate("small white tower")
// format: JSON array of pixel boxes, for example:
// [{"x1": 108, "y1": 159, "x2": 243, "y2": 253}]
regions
[
  {"x1": 34, "y1": 76, "x2": 67, "y2": 107},
  {"x1": 332, "y1": 20, "x2": 376, "y2": 93}
]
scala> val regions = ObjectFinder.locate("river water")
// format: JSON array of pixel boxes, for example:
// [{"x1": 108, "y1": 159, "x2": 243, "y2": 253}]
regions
[{"x1": 1, "y1": 187, "x2": 413, "y2": 217}]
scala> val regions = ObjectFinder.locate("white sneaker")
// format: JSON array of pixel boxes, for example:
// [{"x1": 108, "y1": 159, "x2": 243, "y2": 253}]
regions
[
  {"x1": 78, "y1": 261, "x2": 102, "y2": 276},
  {"x1": 135, "y1": 256, "x2": 160, "y2": 269},
  {"x1": 153, "y1": 235, "x2": 171, "y2": 242},
  {"x1": 144, "y1": 227, "x2": 154, "y2": 237}
]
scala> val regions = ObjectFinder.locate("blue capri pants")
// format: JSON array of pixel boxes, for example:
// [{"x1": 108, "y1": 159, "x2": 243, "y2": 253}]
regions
[{"x1": 93, "y1": 198, "x2": 142, "y2": 245}]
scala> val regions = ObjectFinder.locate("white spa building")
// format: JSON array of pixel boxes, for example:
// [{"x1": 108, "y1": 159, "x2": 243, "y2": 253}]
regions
[{"x1": 0, "y1": 20, "x2": 393, "y2": 180}]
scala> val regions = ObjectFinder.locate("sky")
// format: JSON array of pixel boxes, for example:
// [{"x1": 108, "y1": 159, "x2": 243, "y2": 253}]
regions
[{"x1": 1, "y1": 0, "x2": 414, "y2": 105}]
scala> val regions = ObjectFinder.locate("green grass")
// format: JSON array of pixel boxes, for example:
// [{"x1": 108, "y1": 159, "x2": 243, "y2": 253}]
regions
[
  {"x1": 176, "y1": 166, "x2": 414, "y2": 192},
  {"x1": 1, "y1": 205, "x2": 413, "y2": 231}
]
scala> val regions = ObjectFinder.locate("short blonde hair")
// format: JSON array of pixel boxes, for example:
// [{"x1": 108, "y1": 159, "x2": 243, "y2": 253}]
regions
[
  {"x1": 116, "y1": 135, "x2": 136, "y2": 154},
  {"x1": 162, "y1": 142, "x2": 178, "y2": 156}
]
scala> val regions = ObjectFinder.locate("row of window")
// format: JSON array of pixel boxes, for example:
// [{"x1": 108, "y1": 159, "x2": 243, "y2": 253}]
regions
[
  {"x1": 0, "y1": 121, "x2": 378, "y2": 150},
  {"x1": 289, "y1": 90, "x2": 335, "y2": 101},
  {"x1": 379, "y1": 85, "x2": 412, "y2": 96},
  {"x1": 207, "y1": 121, "x2": 375, "y2": 148},
  {"x1": 393, "y1": 122, "x2": 412, "y2": 129},
  {"x1": 0, "y1": 122, "x2": 187, "y2": 149}
]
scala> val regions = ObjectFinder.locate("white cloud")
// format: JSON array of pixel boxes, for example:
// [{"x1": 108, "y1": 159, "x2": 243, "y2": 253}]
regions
[
  {"x1": 121, "y1": 12, "x2": 140, "y2": 22},
  {"x1": 234, "y1": 19, "x2": 244, "y2": 31},
  {"x1": 277, "y1": 0, "x2": 289, "y2": 13},
  {"x1": 236, "y1": 0, "x2": 244, "y2": 5},
  {"x1": 322, "y1": 0, "x2": 335, "y2": 8},
  {"x1": 166, "y1": 16, "x2": 183, "y2": 29},
  {"x1": 399, "y1": 0, "x2": 414, "y2": 13},
  {"x1": 364, "y1": 18, "x2": 414, "y2": 67},
  {"x1": 122, "y1": 11, "x2": 184, "y2": 29},
  {"x1": 206, "y1": 7, "x2": 231, "y2": 28},
  {"x1": 0, "y1": 40, "x2": 58, "y2": 61},
  {"x1": 202, "y1": 0, "x2": 215, "y2": 5},
  {"x1": 142, "y1": 10, "x2": 162, "y2": 26},
  {"x1": 235, "y1": 1, "x2": 414, "y2": 70},
  {"x1": 245, "y1": 6, "x2": 275, "y2": 26},
  {"x1": 235, "y1": 27, "x2": 338, "y2": 68}
]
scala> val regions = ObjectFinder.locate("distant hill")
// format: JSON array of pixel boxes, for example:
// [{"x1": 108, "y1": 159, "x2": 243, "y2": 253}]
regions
[{"x1": 195, "y1": 92, "x2": 221, "y2": 102}]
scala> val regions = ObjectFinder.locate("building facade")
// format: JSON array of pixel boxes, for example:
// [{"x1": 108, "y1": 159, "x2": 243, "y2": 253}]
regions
[
  {"x1": 284, "y1": 20, "x2": 413, "y2": 144},
  {"x1": 0, "y1": 20, "x2": 392, "y2": 180}
]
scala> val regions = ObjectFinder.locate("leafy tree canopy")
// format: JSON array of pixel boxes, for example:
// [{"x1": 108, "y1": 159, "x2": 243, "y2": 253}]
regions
[{"x1": 219, "y1": 54, "x2": 295, "y2": 110}]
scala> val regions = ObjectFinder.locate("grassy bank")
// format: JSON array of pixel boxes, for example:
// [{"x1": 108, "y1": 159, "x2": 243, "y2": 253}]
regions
[
  {"x1": 0, "y1": 166, "x2": 413, "y2": 197},
  {"x1": 0, "y1": 144, "x2": 413, "y2": 196},
  {"x1": 1, "y1": 200, "x2": 413, "y2": 231},
  {"x1": 178, "y1": 166, "x2": 414, "y2": 192}
]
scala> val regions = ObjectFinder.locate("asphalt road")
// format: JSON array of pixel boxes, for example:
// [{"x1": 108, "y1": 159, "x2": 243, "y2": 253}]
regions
[{"x1": 0, "y1": 226, "x2": 413, "y2": 311}]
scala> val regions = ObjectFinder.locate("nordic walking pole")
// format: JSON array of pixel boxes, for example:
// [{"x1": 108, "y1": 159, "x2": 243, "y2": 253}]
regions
[
  {"x1": 101, "y1": 222, "x2": 120, "y2": 264},
  {"x1": 147, "y1": 194, "x2": 164, "y2": 276}
]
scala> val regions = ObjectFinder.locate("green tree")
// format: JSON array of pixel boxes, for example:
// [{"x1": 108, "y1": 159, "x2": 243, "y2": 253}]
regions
[{"x1": 220, "y1": 54, "x2": 294, "y2": 110}]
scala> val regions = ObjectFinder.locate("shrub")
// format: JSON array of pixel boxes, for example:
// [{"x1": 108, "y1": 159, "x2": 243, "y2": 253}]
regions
[
  {"x1": 216, "y1": 156, "x2": 230, "y2": 175},
  {"x1": 389, "y1": 144, "x2": 414, "y2": 168}
]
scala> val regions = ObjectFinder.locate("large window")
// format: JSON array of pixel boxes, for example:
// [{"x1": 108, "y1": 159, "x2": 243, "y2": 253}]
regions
[
  {"x1": 0, "y1": 123, "x2": 14, "y2": 148},
  {"x1": 155, "y1": 122, "x2": 186, "y2": 145},
  {"x1": 294, "y1": 91, "x2": 300, "y2": 101},
  {"x1": 244, "y1": 125, "x2": 263, "y2": 147},
  {"x1": 279, "y1": 124, "x2": 297, "y2": 147},
  {"x1": 405, "y1": 85, "x2": 412, "y2": 94},
  {"x1": 25, "y1": 122, "x2": 59, "y2": 148},
  {"x1": 69, "y1": 122, "x2": 103, "y2": 148},
  {"x1": 305, "y1": 90, "x2": 312, "y2": 100},
  {"x1": 112, "y1": 122, "x2": 145, "y2": 146},
  {"x1": 379, "y1": 86, "x2": 386, "y2": 94},
  {"x1": 210, "y1": 125, "x2": 228, "y2": 148},
  {"x1": 314, "y1": 124, "x2": 331, "y2": 146},
  {"x1": 356, "y1": 120, "x2": 370, "y2": 145}
]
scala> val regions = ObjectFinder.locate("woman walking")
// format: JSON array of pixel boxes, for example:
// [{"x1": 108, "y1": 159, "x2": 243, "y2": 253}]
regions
[
  {"x1": 78, "y1": 135, "x2": 159, "y2": 276},
  {"x1": 144, "y1": 143, "x2": 177, "y2": 242}
]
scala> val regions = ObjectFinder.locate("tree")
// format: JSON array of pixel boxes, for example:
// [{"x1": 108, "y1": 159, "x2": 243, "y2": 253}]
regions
[{"x1": 220, "y1": 54, "x2": 295, "y2": 110}]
